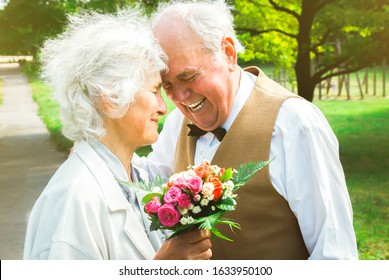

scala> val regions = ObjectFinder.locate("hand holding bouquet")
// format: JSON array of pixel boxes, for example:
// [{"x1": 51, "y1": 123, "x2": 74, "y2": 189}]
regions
[{"x1": 139, "y1": 160, "x2": 270, "y2": 241}]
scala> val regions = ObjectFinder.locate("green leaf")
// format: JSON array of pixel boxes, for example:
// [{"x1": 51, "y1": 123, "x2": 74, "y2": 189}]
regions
[
  {"x1": 232, "y1": 159, "x2": 273, "y2": 190},
  {"x1": 116, "y1": 175, "x2": 165, "y2": 193},
  {"x1": 216, "y1": 218, "x2": 241, "y2": 230},
  {"x1": 149, "y1": 217, "x2": 162, "y2": 232},
  {"x1": 210, "y1": 227, "x2": 234, "y2": 242},
  {"x1": 198, "y1": 219, "x2": 213, "y2": 230},
  {"x1": 220, "y1": 168, "x2": 233, "y2": 182},
  {"x1": 217, "y1": 198, "x2": 236, "y2": 206},
  {"x1": 216, "y1": 204, "x2": 236, "y2": 211},
  {"x1": 141, "y1": 192, "x2": 162, "y2": 205},
  {"x1": 166, "y1": 224, "x2": 197, "y2": 239}
]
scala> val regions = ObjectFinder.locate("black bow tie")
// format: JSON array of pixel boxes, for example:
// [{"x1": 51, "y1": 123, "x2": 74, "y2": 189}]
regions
[{"x1": 187, "y1": 124, "x2": 227, "y2": 141}]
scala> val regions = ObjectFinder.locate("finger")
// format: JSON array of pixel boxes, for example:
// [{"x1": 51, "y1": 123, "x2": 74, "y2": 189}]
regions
[
  {"x1": 189, "y1": 237, "x2": 212, "y2": 254},
  {"x1": 183, "y1": 229, "x2": 211, "y2": 244},
  {"x1": 191, "y1": 248, "x2": 212, "y2": 260}
]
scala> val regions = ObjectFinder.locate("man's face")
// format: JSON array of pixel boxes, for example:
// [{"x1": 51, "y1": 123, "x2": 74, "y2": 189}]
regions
[{"x1": 153, "y1": 21, "x2": 237, "y2": 131}]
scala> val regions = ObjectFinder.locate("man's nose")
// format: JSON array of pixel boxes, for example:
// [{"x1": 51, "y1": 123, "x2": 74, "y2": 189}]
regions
[{"x1": 168, "y1": 84, "x2": 191, "y2": 104}]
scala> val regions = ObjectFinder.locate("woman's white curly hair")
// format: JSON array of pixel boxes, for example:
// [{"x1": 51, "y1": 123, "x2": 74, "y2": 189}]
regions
[{"x1": 40, "y1": 8, "x2": 167, "y2": 142}]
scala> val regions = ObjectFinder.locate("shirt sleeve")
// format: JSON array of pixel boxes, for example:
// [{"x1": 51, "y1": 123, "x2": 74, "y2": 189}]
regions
[{"x1": 270, "y1": 98, "x2": 358, "y2": 259}]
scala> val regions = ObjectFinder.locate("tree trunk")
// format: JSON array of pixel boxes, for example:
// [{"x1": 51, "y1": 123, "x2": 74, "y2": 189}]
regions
[{"x1": 294, "y1": 0, "x2": 318, "y2": 102}]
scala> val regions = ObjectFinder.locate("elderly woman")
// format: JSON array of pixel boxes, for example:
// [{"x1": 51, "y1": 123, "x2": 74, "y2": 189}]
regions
[{"x1": 23, "y1": 9, "x2": 212, "y2": 260}]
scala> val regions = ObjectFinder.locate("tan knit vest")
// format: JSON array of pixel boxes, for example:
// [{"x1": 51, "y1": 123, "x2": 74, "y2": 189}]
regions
[{"x1": 174, "y1": 67, "x2": 309, "y2": 259}]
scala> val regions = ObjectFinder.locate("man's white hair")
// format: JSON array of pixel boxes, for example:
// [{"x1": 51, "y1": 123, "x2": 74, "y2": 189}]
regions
[
  {"x1": 151, "y1": 0, "x2": 244, "y2": 64},
  {"x1": 40, "y1": 8, "x2": 167, "y2": 142}
]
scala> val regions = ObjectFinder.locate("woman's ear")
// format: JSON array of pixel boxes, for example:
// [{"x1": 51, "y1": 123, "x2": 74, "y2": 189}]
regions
[
  {"x1": 223, "y1": 37, "x2": 237, "y2": 71},
  {"x1": 99, "y1": 95, "x2": 112, "y2": 115}
]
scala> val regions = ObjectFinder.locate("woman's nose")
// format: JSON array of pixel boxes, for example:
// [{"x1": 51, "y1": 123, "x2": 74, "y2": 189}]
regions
[{"x1": 158, "y1": 95, "x2": 167, "y2": 116}]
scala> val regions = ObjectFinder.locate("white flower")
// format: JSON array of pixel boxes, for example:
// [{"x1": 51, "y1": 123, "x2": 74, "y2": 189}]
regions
[
  {"x1": 211, "y1": 165, "x2": 221, "y2": 174},
  {"x1": 211, "y1": 206, "x2": 216, "y2": 211},
  {"x1": 168, "y1": 173, "x2": 181, "y2": 182},
  {"x1": 226, "y1": 180, "x2": 235, "y2": 190},
  {"x1": 192, "y1": 206, "x2": 202, "y2": 214},
  {"x1": 187, "y1": 216, "x2": 195, "y2": 224},
  {"x1": 201, "y1": 182, "x2": 214, "y2": 196},
  {"x1": 200, "y1": 198, "x2": 209, "y2": 206},
  {"x1": 224, "y1": 189, "x2": 232, "y2": 198},
  {"x1": 182, "y1": 170, "x2": 197, "y2": 178},
  {"x1": 179, "y1": 208, "x2": 188, "y2": 215},
  {"x1": 180, "y1": 217, "x2": 188, "y2": 225}
]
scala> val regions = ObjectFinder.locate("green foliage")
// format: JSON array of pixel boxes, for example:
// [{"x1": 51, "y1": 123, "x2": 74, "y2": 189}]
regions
[
  {"x1": 232, "y1": 159, "x2": 272, "y2": 188},
  {"x1": 117, "y1": 175, "x2": 165, "y2": 194},
  {"x1": 21, "y1": 62, "x2": 73, "y2": 152},
  {"x1": 0, "y1": 0, "x2": 168, "y2": 56},
  {"x1": 315, "y1": 97, "x2": 389, "y2": 260},
  {"x1": 0, "y1": 0, "x2": 67, "y2": 56},
  {"x1": 234, "y1": 0, "x2": 388, "y2": 101},
  {"x1": 235, "y1": 0, "x2": 298, "y2": 74}
]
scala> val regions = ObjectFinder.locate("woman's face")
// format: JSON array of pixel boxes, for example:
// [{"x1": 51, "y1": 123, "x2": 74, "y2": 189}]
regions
[{"x1": 105, "y1": 72, "x2": 167, "y2": 151}]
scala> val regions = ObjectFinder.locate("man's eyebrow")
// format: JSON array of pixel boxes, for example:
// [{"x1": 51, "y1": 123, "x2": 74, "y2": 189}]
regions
[
  {"x1": 162, "y1": 68, "x2": 201, "y2": 85},
  {"x1": 176, "y1": 69, "x2": 199, "y2": 79}
]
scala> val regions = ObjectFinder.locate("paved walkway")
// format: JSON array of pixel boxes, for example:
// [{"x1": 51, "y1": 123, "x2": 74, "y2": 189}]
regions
[{"x1": 0, "y1": 63, "x2": 66, "y2": 259}]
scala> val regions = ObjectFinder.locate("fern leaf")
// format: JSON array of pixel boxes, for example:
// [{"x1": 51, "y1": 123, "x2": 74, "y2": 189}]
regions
[
  {"x1": 116, "y1": 175, "x2": 165, "y2": 192},
  {"x1": 232, "y1": 159, "x2": 273, "y2": 189}
]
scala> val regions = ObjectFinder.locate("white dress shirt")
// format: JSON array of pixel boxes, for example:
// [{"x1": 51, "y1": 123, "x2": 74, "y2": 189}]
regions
[{"x1": 134, "y1": 68, "x2": 358, "y2": 259}]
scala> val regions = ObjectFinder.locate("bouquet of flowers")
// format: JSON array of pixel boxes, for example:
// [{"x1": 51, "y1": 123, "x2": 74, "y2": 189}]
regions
[{"x1": 126, "y1": 160, "x2": 270, "y2": 241}]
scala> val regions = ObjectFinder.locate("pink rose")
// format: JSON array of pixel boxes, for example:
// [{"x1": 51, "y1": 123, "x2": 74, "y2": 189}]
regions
[
  {"x1": 187, "y1": 175, "x2": 203, "y2": 194},
  {"x1": 177, "y1": 193, "x2": 191, "y2": 209},
  {"x1": 171, "y1": 177, "x2": 190, "y2": 190},
  {"x1": 163, "y1": 186, "x2": 182, "y2": 205},
  {"x1": 158, "y1": 204, "x2": 180, "y2": 227},
  {"x1": 144, "y1": 196, "x2": 161, "y2": 214}
]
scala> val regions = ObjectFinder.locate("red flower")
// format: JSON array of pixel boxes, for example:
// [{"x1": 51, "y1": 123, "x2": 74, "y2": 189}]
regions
[{"x1": 207, "y1": 175, "x2": 223, "y2": 201}]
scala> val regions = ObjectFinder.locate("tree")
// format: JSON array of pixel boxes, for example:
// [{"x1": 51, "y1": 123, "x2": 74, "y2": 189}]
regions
[
  {"x1": 0, "y1": 0, "x2": 67, "y2": 57},
  {"x1": 0, "y1": 0, "x2": 166, "y2": 57},
  {"x1": 234, "y1": 0, "x2": 388, "y2": 101}
]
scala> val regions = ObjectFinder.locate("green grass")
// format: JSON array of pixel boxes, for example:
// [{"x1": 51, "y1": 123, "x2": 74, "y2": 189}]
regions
[
  {"x1": 315, "y1": 97, "x2": 389, "y2": 260},
  {"x1": 22, "y1": 63, "x2": 73, "y2": 152},
  {"x1": 24, "y1": 61, "x2": 388, "y2": 259}
]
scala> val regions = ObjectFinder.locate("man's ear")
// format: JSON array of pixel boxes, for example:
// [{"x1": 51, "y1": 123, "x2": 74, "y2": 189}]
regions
[{"x1": 223, "y1": 36, "x2": 237, "y2": 71}]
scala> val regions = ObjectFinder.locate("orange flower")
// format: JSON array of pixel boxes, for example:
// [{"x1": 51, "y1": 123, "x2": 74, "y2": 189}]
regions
[
  {"x1": 207, "y1": 175, "x2": 223, "y2": 201},
  {"x1": 194, "y1": 162, "x2": 212, "y2": 179}
]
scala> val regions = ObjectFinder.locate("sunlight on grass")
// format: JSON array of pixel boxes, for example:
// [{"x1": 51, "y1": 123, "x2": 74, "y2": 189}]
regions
[{"x1": 315, "y1": 97, "x2": 389, "y2": 260}]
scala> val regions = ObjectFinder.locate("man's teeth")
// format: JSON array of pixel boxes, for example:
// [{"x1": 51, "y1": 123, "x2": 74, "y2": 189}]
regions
[{"x1": 187, "y1": 98, "x2": 206, "y2": 111}]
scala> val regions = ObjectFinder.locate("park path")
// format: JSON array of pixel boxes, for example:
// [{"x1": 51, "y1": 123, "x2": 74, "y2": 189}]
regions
[{"x1": 0, "y1": 62, "x2": 66, "y2": 259}]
